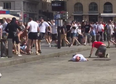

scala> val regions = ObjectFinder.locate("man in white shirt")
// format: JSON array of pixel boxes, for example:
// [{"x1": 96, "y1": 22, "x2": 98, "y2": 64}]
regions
[
  {"x1": 97, "y1": 21, "x2": 104, "y2": 41},
  {"x1": 38, "y1": 17, "x2": 51, "y2": 53},
  {"x1": 51, "y1": 20, "x2": 58, "y2": 44},
  {"x1": 69, "y1": 53, "x2": 88, "y2": 62},
  {"x1": 26, "y1": 17, "x2": 39, "y2": 55},
  {"x1": 106, "y1": 21, "x2": 116, "y2": 48}
]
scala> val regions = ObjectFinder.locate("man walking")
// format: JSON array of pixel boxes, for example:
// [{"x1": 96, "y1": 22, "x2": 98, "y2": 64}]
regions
[{"x1": 38, "y1": 17, "x2": 51, "y2": 53}]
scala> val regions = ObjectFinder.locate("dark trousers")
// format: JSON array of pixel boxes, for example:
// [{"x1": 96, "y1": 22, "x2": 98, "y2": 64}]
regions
[{"x1": 98, "y1": 32, "x2": 103, "y2": 41}]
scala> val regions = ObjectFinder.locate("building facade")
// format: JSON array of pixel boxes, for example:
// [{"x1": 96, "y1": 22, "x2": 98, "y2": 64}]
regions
[
  {"x1": 0, "y1": 0, "x2": 53, "y2": 22},
  {"x1": 66, "y1": 0, "x2": 116, "y2": 22}
]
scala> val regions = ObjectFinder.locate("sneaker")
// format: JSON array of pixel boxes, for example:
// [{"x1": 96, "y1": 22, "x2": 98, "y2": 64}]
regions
[
  {"x1": 38, "y1": 50, "x2": 42, "y2": 53},
  {"x1": 107, "y1": 46, "x2": 110, "y2": 48},
  {"x1": 36, "y1": 52, "x2": 40, "y2": 55},
  {"x1": 105, "y1": 53, "x2": 109, "y2": 58},
  {"x1": 84, "y1": 43, "x2": 86, "y2": 46},
  {"x1": 77, "y1": 43, "x2": 81, "y2": 46},
  {"x1": 49, "y1": 43, "x2": 51, "y2": 47},
  {"x1": 0, "y1": 57, "x2": 8, "y2": 59},
  {"x1": 88, "y1": 56, "x2": 91, "y2": 58},
  {"x1": 18, "y1": 54, "x2": 22, "y2": 57},
  {"x1": 68, "y1": 44, "x2": 71, "y2": 47}
]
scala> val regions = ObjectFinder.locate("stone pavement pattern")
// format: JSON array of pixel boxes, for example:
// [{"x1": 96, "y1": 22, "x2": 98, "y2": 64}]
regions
[{"x1": 0, "y1": 48, "x2": 116, "y2": 84}]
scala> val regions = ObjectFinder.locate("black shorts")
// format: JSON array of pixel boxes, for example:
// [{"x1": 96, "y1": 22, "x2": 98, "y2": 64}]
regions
[
  {"x1": 47, "y1": 32, "x2": 52, "y2": 36},
  {"x1": 12, "y1": 36, "x2": 20, "y2": 44},
  {"x1": 113, "y1": 32, "x2": 116, "y2": 38},
  {"x1": 38, "y1": 33, "x2": 45, "y2": 40},
  {"x1": 52, "y1": 34, "x2": 57, "y2": 40},
  {"x1": 8, "y1": 33, "x2": 20, "y2": 44},
  {"x1": 28, "y1": 32, "x2": 38, "y2": 40},
  {"x1": 95, "y1": 45, "x2": 106, "y2": 57}
]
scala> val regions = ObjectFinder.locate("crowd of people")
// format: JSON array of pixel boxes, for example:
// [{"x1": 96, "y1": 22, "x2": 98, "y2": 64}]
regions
[{"x1": 0, "y1": 17, "x2": 116, "y2": 57}]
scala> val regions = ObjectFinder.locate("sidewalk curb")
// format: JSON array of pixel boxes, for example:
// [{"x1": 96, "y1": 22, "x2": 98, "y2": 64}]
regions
[{"x1": 0, "y1": 47, "x2": 91, "y2": 67}]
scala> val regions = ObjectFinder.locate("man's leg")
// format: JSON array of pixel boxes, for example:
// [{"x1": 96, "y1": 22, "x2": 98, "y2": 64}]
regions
[
  {"x1": 27, "y1": 39, "x2": 32, "y2": 54},
  {"x1": 95, "y1": 46, "x2": 106, "y2": 58}
]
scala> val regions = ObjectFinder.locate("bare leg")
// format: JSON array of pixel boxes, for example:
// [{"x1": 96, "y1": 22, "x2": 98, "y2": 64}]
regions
[
  {"x1": 27, "y1": 39, "x2": 32, "y2": 54},
  {"x1": 71, "y1": 37, "x2": 76, "y2": 46},
  {"x1": 38, "y1": 40, "x2": 41, "y2": 53}
]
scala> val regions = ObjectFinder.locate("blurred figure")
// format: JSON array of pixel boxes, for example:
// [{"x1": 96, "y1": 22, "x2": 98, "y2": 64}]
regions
[
  {"x1": 2, "y1": 18, "x2": 8, "y2": 40},
  {"x1": 90, "y1": 26, "x2": 96, "y2": 43},
  {"x1": 38, "y1": 17, "x2": 51, "y2": 53},
  {"x1": 66, "y1": 21, "x2": 71, "y2": 42},
  {"x1": 0, "y1": 22, "x2": 3, "y2": 39},
  {"x1": 70, "y1": 21, "x2": 80, "y2": 46},
  {"x1": 45, "y1": 21, "x2": 52, "y2": 47},
  {"x1": 5, "y1": 17, "x2": 22, "y2": 56},
  {"x1": 83, "y1": 22, "x2": 91, "y2": 45},
  {"x1": 51, "y1": 20, "x2": 58, "y2": 45},
  {"x1": 89, "y1": 41, "x2": 109, "y2": 58},
  {"x1": 18, "y1": 21, "x2": 25, "y2": 41},
  {"x1": 97, "y1": 21, "x2": 104, "y2": 41},
  {"x1": 106, "y1": 21, "x2": 116, "y2": 48},
  {"x1": 26, "y1": 17, "x2": 39, "y2": 55},
  {"x1": 69, "y1": 53, "x2": 88, "y2": 62}
]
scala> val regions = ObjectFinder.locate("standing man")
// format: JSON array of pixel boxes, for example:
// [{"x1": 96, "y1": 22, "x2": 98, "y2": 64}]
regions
[
  {"x1": 97, "y1": 21, "x2": 104, "y2": 41},
  {"x1": 26, "y1": 17, "x2": 39, "y2": 55},
  {"x1": 106, "y1": 21, "x2": 116, "y2": 48},
  {"x1": 38, "y1": 17, "x2": 51, "y2": 53},
  {"x1": 51, "y1": 20, "x2": 58, "y2": 44},
  {"x1": 89, "y1": 41, "x2": 109, "y2": 58},
  {"x1": 84, "y1": 22, "x2": 91, "y2": 45}
]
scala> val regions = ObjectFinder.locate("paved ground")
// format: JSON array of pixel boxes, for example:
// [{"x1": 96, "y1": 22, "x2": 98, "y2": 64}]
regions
[
  {"x1": 0, "y1": 44, "x2": 90, "y2": 67},
  {"x1": 0, "y1": 47, "x2": 116, "y2": 84}
]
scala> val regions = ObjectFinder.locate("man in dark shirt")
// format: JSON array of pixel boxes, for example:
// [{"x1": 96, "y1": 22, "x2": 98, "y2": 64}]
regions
[
  {"x1": 66, "y1": 23, "x2": 71, "y2": 42},
  {"x1": 84, "y1": 22, "x2": 91, "y2": 45},
  {"x1": 60, "y1": 26, "x2": 71, "y2": 47},
  {"x1": 5, "y1": 17, "x2": 22, "y2": 56}
]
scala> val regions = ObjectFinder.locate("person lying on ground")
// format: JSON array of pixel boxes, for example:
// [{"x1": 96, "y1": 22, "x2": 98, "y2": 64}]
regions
[
  {"x1": 69, "y1": 54, "x2": 88, "y2": 62},
  {"x1": 89, "y1": 41, "x2": 109, "y2": 58}
]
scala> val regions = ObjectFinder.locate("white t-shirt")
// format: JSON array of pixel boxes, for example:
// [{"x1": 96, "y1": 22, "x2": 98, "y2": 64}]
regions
[
  {"x1": 97, "y1": 24, "x2": 104, "y2": 32},
  {"x1": 107, "y1": 24, "x2": 114, "y2": 35},
  {"x1": 51, "y1": 23, "x2": 57, "y2": 34},
  {"x1": 28, "y1": 20, "x2": 38, "y2": 33},
  {"x1": 71, "y1": 24, "x2": 78, "y2": 33},
  {"x1": 72, "y1": 54, "x2": 87, "y2": 62},
  {"x1": 77, "y1": 28, "x2": 81, "y2": 35},
  {"x1": 0, "y1": 25, "x2": 3, "y2": 29},
  {"x1": 39, "y1": 21, "x2": 50, "y2": 33}
]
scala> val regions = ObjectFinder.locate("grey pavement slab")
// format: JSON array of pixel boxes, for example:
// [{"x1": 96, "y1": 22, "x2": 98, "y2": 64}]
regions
[
  {"x1": 0, "y1": 45, "x2": 91, "y2": 67},
  {"x1": 0, "y1": 48, "x2": 116, "y2": 84}
]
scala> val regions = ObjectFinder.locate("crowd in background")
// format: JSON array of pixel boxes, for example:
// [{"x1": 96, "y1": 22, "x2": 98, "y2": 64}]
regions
[{"x1": 0, "y1": 17, "x2": 116, "y2": 57}]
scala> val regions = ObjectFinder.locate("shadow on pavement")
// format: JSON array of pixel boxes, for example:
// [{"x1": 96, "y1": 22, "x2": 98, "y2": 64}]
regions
[{"x1": 93, "y1": 59, "x2": 111, "y2": 61}]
